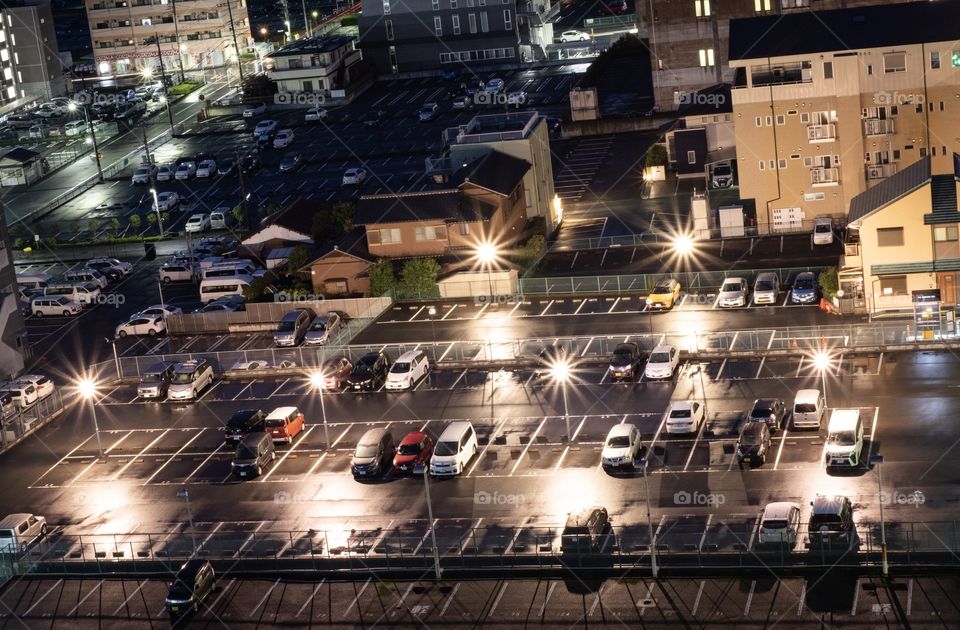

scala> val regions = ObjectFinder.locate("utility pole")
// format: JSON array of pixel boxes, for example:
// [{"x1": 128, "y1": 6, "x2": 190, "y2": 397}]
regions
[
  {"x1": 170, "y1": 0, "x2": 186, "y2": 82},
  {"x1": 141, "y1": 123, "x2": 152, "y2": 165},
  {"x1": 83, "y1": 104, "x2": 104, "y2": 183},
  {"x1": 235, "y1": 147, "x2": 253, "y2": 231},
  {"x1": 223, "y1": 0, "x2": 246, "y2": 84},
  {"x1": 155, "y1": 36, "x2": 176, "y2": 131}
]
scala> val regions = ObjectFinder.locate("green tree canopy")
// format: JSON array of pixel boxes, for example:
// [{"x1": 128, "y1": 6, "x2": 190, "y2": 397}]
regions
[
  {"x1": 368, "y1": 259, "x2": 396, "y2": 297},
  {"x1": 398, "y1": 257, "x2": 441, "y2": 298}
]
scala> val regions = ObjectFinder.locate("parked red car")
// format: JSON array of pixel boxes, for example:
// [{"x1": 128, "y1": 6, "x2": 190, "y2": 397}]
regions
[{"x1": 392, "y1": 431, "x2": 434, "y2": 475}]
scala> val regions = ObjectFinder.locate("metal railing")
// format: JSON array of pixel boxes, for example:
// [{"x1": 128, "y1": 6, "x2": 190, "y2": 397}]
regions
[
  {"x1": 0, "y1": 391, "x2": 66, "y2": 453},
  {"x1": 15, "y1": 519, "x2": 960, "y2": 574}
]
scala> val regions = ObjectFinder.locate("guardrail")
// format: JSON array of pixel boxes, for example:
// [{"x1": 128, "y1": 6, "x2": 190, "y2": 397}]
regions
[
  {"x1": 583, "y1": 14, "x2": 636, "y2": 29},
  {"x1": 15, "y1": 519, "x2": 960, "y2": 575}
]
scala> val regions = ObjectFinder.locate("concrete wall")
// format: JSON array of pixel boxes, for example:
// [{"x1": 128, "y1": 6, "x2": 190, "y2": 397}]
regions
[
  {"x1": 561, "y1": 114, "x2": 665, "y2": 138},
  {"x1": 438, "y1": 269, "x2": 519, "y2": 298}
]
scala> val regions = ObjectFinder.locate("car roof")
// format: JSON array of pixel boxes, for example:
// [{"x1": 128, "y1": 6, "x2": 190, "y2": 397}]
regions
[
  {"x1": 606, "y1": 423, "x2": 635, "y2": 437},
  {"x1": 399, "y1": 431, "x2": 427, "y2": 444},
  {"x1": 360, "y1": 427, "x2": 388, "y2": 442},
  {"x1": 175, "y1": 558, "x2": 211, "y2": 579},
  {"x1": 650, "y1": 345, "x2": 675, "y2": 355},
  {"x1": 752, "y1": 398, "x2": 781, "y2": 408},
  {"x1": 740, "y1": 421, "x2": 767, "y2": 435},
  {"x1": 0, "y1": 513, "x2": 35, "y2": 528},
  {"x1": 827, "y1": 409, "x2": 860, "y2": 431},
  {"x1": 811, "y1": 494, "x2": 848, "y2": 514},
  {"x1": 722, "y1": 276, "x2": 746, "y2": 283},
  {"x1": 762, "y1": 502, "x2": 799, "y2": 520},
  {"x1": 794, "y1": 389, "x2": 821, "y2": 403},
  {"x1": 396, "y1": 350, "x2": 423, "y2": 361},
  {"x1": 438, "y1": 421, "x2": 472, "y2": 440},
  {"x1": 669, "y1": 400, "x2": 694, "y2": 411},
  {"x1": 266, "y1": 406, "x2": 298, "y2": 419}
]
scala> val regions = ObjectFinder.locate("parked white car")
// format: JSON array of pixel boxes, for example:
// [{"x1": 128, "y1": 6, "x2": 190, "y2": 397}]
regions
[
  {"x1": 273, "y1": 129, "x2": 294, "y2": 149},
  {"x1": 758, "y1": 502, "x2": 802, "y2": 545},
  {"x1": 14, "y1": 374, "x2": 55, "y2": 399},
  {"x1": 559, "y1": 30, "x2": 590, "y2": 42},
  {"x1": 243, "y1": 102, "x2": 266, "y2": 117},
  {"x1": 156, "y1": 162, "x2": 176, "y2": 181},
  {"x1": 717, "y1": 277, "x2": 748, "y2": 308},
  {"x1": 116, "y1": 314, "x2": 166, "y2": 338},
  {"x1": 195, "y1": 159, "x2": 217, "y2": 178},
  {"x1": 213, "y1": 90, "x2": 243, "y2": 106},
  {"x1": 665, "y1": 401, "x2": 705, "y2": 434},
  {"x1": 304, "y1": 107, "x2": 327, "y2": 122},
  {"x1": 135, "y1": 304, "x2": 182, "y2": 318},
  {"x1": 185, "y1": 214, "x2": 211, "y2": 233},
  {"x1": 159, "y1": 262, "x2": 196, "y2": 283},
  {"x1": 174, "y1": 161, "x2": 197, "y2": 180},
  {"x1": 253, "y1": 119, "x2": 278, "y2": 137},
  {"x1": 131, "y1": 164, "x2": 156, "y2": 185},
  {"x1": 644, "y1": 345, "x2": 679, "y2": 380},
  {"x1": 342, "y1": 167, "x2": 367, "y2": 185},
  {"x1": 31, "y1": 295, "x2": 82, "y2": 317},
  {"x1": 384, "y1": 350, "x2": 430, "y2": 391},
  {"x1": 600, "y1": 424, "x2": 642, "y2": 470},
  {"x1": 154, "y1": 191, "x2": 180, "y2": 212},
  {"x1": 484, "y1": 78, "x2": 505, "y2": 93},
  {"x1": 87, "y1": 257, "x2": 133, "y2": 276}
]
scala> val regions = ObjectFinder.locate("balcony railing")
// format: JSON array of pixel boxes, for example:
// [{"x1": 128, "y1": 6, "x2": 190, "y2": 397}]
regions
[
  {"x1": 811, "y1": 167, "x2": 839, "y2": 186},
  {"x1": 806, "y1": 123, "x2": 836, "y2": 142},
  {"x1": 866, "y1": 163, "x2": 896, "y2": 180},
  {"x1": 840, "y1": 243, "x2": 861, "y2": 270},
  {"x1": 864, "y1": 118, "x2": 894, "y2": 137}
]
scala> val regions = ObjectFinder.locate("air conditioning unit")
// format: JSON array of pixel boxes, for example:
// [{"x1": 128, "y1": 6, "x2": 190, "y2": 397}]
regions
[{"x1": 866, "y1": 165, "x2": 884, "y2": 179}]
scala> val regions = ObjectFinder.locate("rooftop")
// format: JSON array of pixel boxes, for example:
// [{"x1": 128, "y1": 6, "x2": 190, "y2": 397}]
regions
[
  {"x1": 446, "y1": 111, "x2": 541, "y2": 145},
  {"x1": 355, "y1": 190, "x2": 498, "y2": 225},
  {"x1": 269, "y1": 34, "x2": 355, "y2": 57},
  {"x1": 847, "y1": 157, "x2": 931, "y2": 225},
  {"x1": 729, "y1": 0, "x2": 960, "y2": 61}
]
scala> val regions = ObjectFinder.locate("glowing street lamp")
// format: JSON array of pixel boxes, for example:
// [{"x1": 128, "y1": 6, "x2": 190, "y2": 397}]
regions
[
  {"x1": 141, "y1": 66, "x2": 154, "y2": 80},
  {"x1": 474, "y1": 241, "x2": 499, "y2": 299},
  {"x1": 149, "y1": 187, "x2": 164, "y2": 236},
  {"x1": 77, "y1": 377, "x2": 103, "y2": 458},
  {"x1": 310, "y1": 370, "x2": 330, "y2": 449},
  {"x1": 672, "y1": 233, "x2": 695, "y2": 257},
  {"x1": 812, "y1": 350, "x2": 832, "y2": 407}
]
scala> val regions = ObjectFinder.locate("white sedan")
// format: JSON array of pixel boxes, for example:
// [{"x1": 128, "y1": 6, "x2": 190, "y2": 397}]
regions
[
  {"x1": 273, "y1": 129, "x2": 294, "y2": 149},
  {"x1": 304, "y1": 107, "x2": 327, "y2": 122},
  {"x1": 253, "y1": 119, "x2": 278, "y2": 137},
  {"x1": 195, "y1": 159, "x2": 217, "y2": 178},
  {"x1": 664, "y1": 400, "x2": 704, "y2": 434},
  {"x1": 156, "y1": 162, "x2": 176, "y2": 181},
  {"x1": 242, "y1": 102, "x2": 266, "y2": 117},
  {"x1": 560, "y1": 30, "x2": 590, "y2": 42},
  {"x1": 131, "y1": 164, "x2": 156, "y2": 185},
  {"x1": 644, "y1": 344, "x2": 679, "y2": 380},
  {"x1": 174, "y1": 161, "x2": 196, "y2": 180},
  {"x1": 115, "y1": 315, "x2": 166, "y2": 338},
  {"x1": 342, "y1": 167, "x2": 367, "y2": 185},
  {"x1": 154, "y1": 192, "x2": 180, "y2": 212},
  {"x1": 184, "y1": 214, "x2": 211, "y2": 233},
  {"x1": 135, "y1": 304, "x2": 182, "y2": 318}
]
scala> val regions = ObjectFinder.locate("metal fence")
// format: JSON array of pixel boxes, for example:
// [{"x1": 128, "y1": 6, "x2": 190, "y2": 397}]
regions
[
  {"x1": 0, "y1": 391, "x2": 66, "y2": 453},
  {"x1": 15, "y1": 519, "x2": 960, "y2": 574}
]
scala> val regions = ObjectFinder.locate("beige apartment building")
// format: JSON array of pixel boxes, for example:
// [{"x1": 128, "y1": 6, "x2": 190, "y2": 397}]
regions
[
  {"x1": 727, "y1": 0, "x2": 960, "y2": 232},
  {"x1": 636, "y1": 0, "x2": 896, "y2": 111},
  {"x1": 85, "y1": 0, "x2": 252, "y2": 77}
]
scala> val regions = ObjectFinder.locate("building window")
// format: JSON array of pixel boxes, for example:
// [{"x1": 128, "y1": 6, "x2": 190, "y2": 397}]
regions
[
  {"x1": 758, "y1": 161, "x2": 764, "y2": 171},
  {"x1": 800, "y1": 112, "x2": 810, "y2": 124},
  {"x1": 883, "y1": 51, "x2": 906, "y2": 73},
  {"x1": 754, "y1": 116, "x2": 761, "y2": 127},
  {"x1": 698, "y1": 48, "x2": 715, "y2": 67},
  {"x1": 754, "y1": 0, "x2": 771, "y2": 11},
  {"x1": 479, "y1": 0, "x2": 485, "y2": 5},
  {"x1": 776, "y1": 114, "x2": 785, "y2": 125},
  {"x1": 415, "y1": 226, "x2": 440, "y2": 241},
  {"x1": 380, "y1": 228, "x2": 401, "y2": 244},
  {"x1": 765, "y1": 115, "x2": 772, "y2": 126},
  {"x1": 879, "y1": 276, "x2": 907, "y2": 296},
  {"x1": 434, "y1": 16, "x2": 442, "y2": 35},
  {"x1": 480, "y1": 12, "x2": 488, "y2": 32},
  {"x1": 450, "y1": 0, "x2": 457, "y2": 6},
  {"x1": 469, "y1": 13, "x2": 477, "y2": 33},
  {"x1": 778, "y1": 159, "x2": 787, "y2": 169},
  {"x1": 383, "y1": 0, "x2": 390, "y2": 14},
  {"x1": 931, "y1": 51, "x2": 940, "y2": 69},
  {"x1": 953, "y1": 50, "x2": 960, "y2": 67},
  {"x1": 823, "y1": 61, "x2": 833, "y2": 79},
  {"x1": 694, "y1": 0, "x2": 710, "y2": 17},
  {"x1": 876, "y1": 227, "x2": 904, "y2": 247},
  {"x1": 459, "y1": 222, "x2": 470, "y2": 235},
  {"x1": 452, "y1": 15, "x2": 460, "y2": 34},
  {"x1": 432, "y1": 0, "x2": 440, "y2": 9},
  {"x1": 686, "y1": 150, "x2": 696, "y2": 165},
  {"x1": 385, "y1": 20, "x2": 393, "y2": 40},
  {"x1": 503, "y1": 9, "x2": 511, "y2": 29},
  {"x1": 934, "y1": 226, "x2": 958, "y2": 242}
]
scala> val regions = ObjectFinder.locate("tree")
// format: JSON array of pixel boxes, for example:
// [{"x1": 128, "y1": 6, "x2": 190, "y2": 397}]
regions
[
  {"x1": 368, "y1": 259, "x2": 396, "y2": 297},
  {"x1": 69, "y1": 221, "x2": 80, "y2": 235},
  {"x1": 109, "y1": 217, "x2": 121, "y2": 235},
  {"x1": 286, "y1": 245, "x2": 310, "y2": 277},
  {"x1": 241, "y1": 74, "x2": 277, "y2": 99},
  {"x1": 519, "y1": 234, "x2": 546, "y2": 268},
  {"x1": 242, "y1": 275, "x2": 271, "y2": 302},
  {"x1": 160, "y1": 211, "x2": 170, "y2": 227},
  {"x1": 146, "y1": 212, "x2": 157, "y2": 228},
  {"x1": 87, "y1": 219, "x2": 99, "y2": 236},
  {"x1": 645, "y1": 144, "x2": 668, "y2": 167},
  {"x1": 128, "y1": 214, "x2": 142, "y2": 233},
  {"x1": 398, "y1": 257, "x2": 440, "y2": 298},
  {"x1": 232, "y1": 204, "x2": 246, "y2": 226},
  {"x1": 312, "y1": 202, "x2": 354, "y2": 245},
  {"x1": 819, "y1": 266, "x2": 839, "y2": 298}
]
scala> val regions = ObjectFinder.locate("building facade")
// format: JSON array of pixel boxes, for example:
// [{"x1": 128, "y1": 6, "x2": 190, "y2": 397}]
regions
[
  {"x1": 637, "y1": 0, "x2": 901, "y2": 112},
  {"x1": 728, "y1": 0, "x2": 960, "y2": 232},
  {"x1": 0, "y1": 0, "x2": 67, "y2": 113},
  {"x1": 266, "y1": 35, "x2": 362, "y2": 98},
  {"x1": 85, "y1": 0, "x2": 252, "y2": 77},
  {"x1": 358, "y1": 0, "x2": 520, "y2": 74}
]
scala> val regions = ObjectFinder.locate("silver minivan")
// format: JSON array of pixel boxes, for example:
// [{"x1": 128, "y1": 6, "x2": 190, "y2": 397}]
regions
[
  {"x1": 753, "y1": 272, "x2": 780, "y2": 305},
  {"x1": 273, "y1": 308, "x2": 314, "y2": 347},
  {"x1": 65, "y1": 269, "x2": 109, "y2": 290},
  {"x1": 0, "y1": 513, "x2": 46, "y2": 553}
]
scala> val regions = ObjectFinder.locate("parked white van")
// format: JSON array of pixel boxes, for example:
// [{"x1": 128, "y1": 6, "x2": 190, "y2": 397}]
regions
[
  {"x1": 384, "y1": 350, "x2": 430, "y2": 391},
  {"x1": 0, "y1": 513, "x2": 46, "y2": 553},
  {"x1": 429, "y1": 421, "x2": 478, "y2": 476},
  {"x1": 201, "y1": 261, "x2": 258, "y2": 280},
  {"x1": 199, "y1": 275, "x2": 252, "y2": 303},
  {"x1": 43, "y1": 282, "x2": 101, "y2": 306},
  {"x1": 31, "y1": 295, "x2": 82, "y2": 317},
  {"x1": 65, "y1": 269, "x2": 108, "y2": 290},
  {"x1": 825, "y1": 409, "x2": 863, "y2": 468},
  {"x1": 167, "y1": 359, "x2": 215, "y2": 401},
  {"x1": 792, "y1": 389, "x2": 826, "y2": 429},
  {"x1": 752, "y1": 272, "x2": 780, "y2": 305},
  {"x1": 0, "y1": 381, "x2": 39, "y2": 407},
  {"x1": 16, "y1": 273, "x2": 52, "y2": 289}
]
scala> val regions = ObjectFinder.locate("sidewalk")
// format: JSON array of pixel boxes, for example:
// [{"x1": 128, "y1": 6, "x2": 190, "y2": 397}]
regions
[{"x1": 1, "y1": 83, "x2": 231, "y2": 226}]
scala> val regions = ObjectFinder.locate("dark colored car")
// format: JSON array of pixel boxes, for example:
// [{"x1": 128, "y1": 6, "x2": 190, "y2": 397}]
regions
[
  {"x1": 165, "y1": 559, "x2": 215, "y2": 619},
  {"x1": 84, "y1": 260, "x2": 122, "y2": 281},
  {"x1": 747, "y1": 398, "x2": 786, "y2": 432},
  {"x1": 362, "y1": 109, "x2": 385, "y2": 126},
  {"x1": 351, "y1": 428, "x2": 395, "y2": 478},
  {"x1": 737, "y1": 421, "x2": 772, "y2": 467},
  {"x1": 607, "y1": 342, "x2": 641, "y2": 381},
  {"x1": 560, "y1": 507, "x2": 609, "y2": 554},
  {"x1": 223, "y1": 408, "x2": 267, "y2": 443},
  {"x1": 239, "y1": 153, "x2": 260, "y2": 173},
  {"x1": 347, "y1": 351, "x2": 391, "y2": 391},
  {"x1": 279, "y1": 151, "x2": 303, "y2": 172},
  {"x1": 392, "y1": 431, "x2": 434, "y2": 475},
  {"x1": 217, "y1": 157, "x2": 235, "y2": 175}
]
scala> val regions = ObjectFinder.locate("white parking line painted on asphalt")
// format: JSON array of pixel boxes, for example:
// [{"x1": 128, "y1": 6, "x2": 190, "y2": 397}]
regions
[
  {"x1": 22, "y1": 579, "x2": 64, "y2": 616},
  {"x1": 850, "y1": 578, "x2": 860, "y2": 615},
  {"x1": 510, "y1": 418, "x2": 547, "y2": 475},
  {"x1": 250, "y1": 578, "x2": 282, "y2": 617},
  {"x1": 537, "y1": 581, "x2": 558, "y2": 619},
  {"x1": 260, "y1": 426, "x2": 314, "y2": 482},
  {"x1": 692, "y1": 580, "x2": 705, "y2": 616},
  {"x1": 409, "y1": 306, "x2": 425, "y2": 321},
  {"x1": 466, "y1": 417, "x2": 508, "y2": 477},
  {"x1": 232, "y1": 380, "x2": 257, "y2": 400},
  {"x1": 773, "y1": 427, "x2": 790, "y2": 471},
  {"x1": 110, "y1": 429, "x2": 172, "y2": 482},
  {"x1": 744, "y1": 580, "x2": 756, "y2": 614},
  {"x1": 183, "y1": 442, "x2": 227, "y2": 483},
  {"x1": 440, "y1": 582, "x2": 461, "y2": 616},
  {"x1": 267, "y1": 378, "x2": 291, "y2": 399},
  {"x1": 539, "y1": 300, "x2": 554, "y2": 316},
  {"x1": 489, "y1": 581, "x2": 510, "y2": 616},
  {"x1": 296, "y1": 579, "x2": 326, "y2": 617},
  {"x1": 698, "y1": 515, "x2": 713, "y2": 551},
  {"x1": 682, "y1": 416, "x2": 708, "y2": 472},
  {"x1": 441, "y1": 304, "x2": 458, "y2": 320},
  {"x1": 142, "y1": 430, "x2": 206, "y2": 485},
  {"x1": 67, "y1": 580, "x2": 104, "y2": 616},
  {"x1": 755, "y1": 357, "x2": 766, "y2": 378},
  {"x1": 474, "y1": 302, "x2": 491, "y2": 319},
  {"x1": 208, "y1": 577, "x2": 236, "y2": 613},
  {"x1": 638, "y1": 583, "x2": 655, "y2": 616},
  {"x1": 798, "y1": 580, "x2": 806, "y2": 615}
]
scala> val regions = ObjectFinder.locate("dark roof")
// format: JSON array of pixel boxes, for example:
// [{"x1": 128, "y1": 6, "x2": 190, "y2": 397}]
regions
[
  {"x1": 848, "y1": 156, "x2": 930, "y2": 224},
  {"x1": 265, "y1": 198, "x2": 316, "y2": 236},
  {"x1": 270, "y1": 34, "x2": 354, "y2": 57},
  {"x1": 462, "y1": 151, "x2": 530, "y2": 196},
  {"x1": 729, "y1": 0, "x2": 960, "y2": 61},
  {"x1": 355, "y1": 190, "x2": 498, "y2": 225},
  {"x1": 0, "y1": 147, "x2": 41, "y2": 164},
  {"x1": 676, "y1": 84, "x2": 732, "y2": 117}
]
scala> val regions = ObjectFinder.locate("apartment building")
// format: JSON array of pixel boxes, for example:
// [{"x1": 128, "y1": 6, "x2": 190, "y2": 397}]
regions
[
  {"x1": 265, "y1": 35, "x2": 362, "y2": 98},
  {"x1": 637, "y1": 0, "x2": 901, "y2": 112},
  {"x1": 727, "y1": 0, "x2": 960, "y2": 232},
  {"x1": 0, "y1": 210, "x2": 29, "y2": 379},
  {"x1": 0, "y1": 0, "x2": 67, "y2": 112},
  {"x1": 85, "y1": 0, "x2": 252, "y2": 77},
  {"x1": 358, "y1": 0, "x2": 520, "y2": 74}
]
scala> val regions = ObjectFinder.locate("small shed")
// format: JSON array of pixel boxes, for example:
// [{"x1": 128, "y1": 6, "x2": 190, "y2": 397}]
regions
[{"x1": 0, "y1": 148, "x2": 48, "y2": 187}]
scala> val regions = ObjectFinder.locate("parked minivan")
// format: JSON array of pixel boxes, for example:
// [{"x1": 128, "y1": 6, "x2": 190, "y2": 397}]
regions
[
  {"x1": 209, "y1": 208, "x2": 233, "y2": 230},
  {"x1": 16, "y1": 273, "x2": 52, "y2": 289},
  {"x1": 813, "y1": 217, "x2": 834, "y2": 245},
  {"x1": 224, "y1": 408, "x2": 267, "y2": 443},
  {"x1": 429, "y1": 421, "x2": 478, "y2": 476},
  {"x1": 43, "y1": 282, "x2": 100, "y2": 306},
  {"x1": 0, "y1": 382, "x2": 39, "y2": 408},
  {"x1": 808, "y1": 494, "x2": 855, "y2": 547},
  {"x1": 138, "y1": 361, "x2": 177, "y2": 399},
  {"x1": 825, "y1": 409, "x2": 863, "y2": 468},
  {"x1": 167, "y1": 359, "x2": 215, "y2": 401},
  {"x1": 351, "y1": 428, "x2": 395, "y2": 478},
  {"x1": 65, "y1": 269, "x2": 108, "y2": 289},
  {"x1": 265, "y1": 406, "x2": 304, "y2": 443},
  {"x1": 793, "y1": 389, "x2": 826, "y2": 429},
  {"x1": 753, "y1": 272, "x2": 780, "y2": 305},
  {"x1": 31, "y1": 295, "x2": 82, "y2": 317},
  {"x1": 165, "y1": 559, "x2": 216, "y2": 619},
  {"x1": 231, "y1": 432, "x2": 275, "y2": 478},
  {"x1": 384, "y1": 350, "x2": 430, "y2": 391},
  {"x1": 199, "y1": 275, "x2": 252, "y2": 303},
  {"x1": 560, "y1": 507, "x2": 609, "y2": 554},
  {"x1": 273, "y1": 308, "x2": 314, "y2": 347},
  {"x1": 0, "y1": 513, "x2": 47, "y2": 553}
]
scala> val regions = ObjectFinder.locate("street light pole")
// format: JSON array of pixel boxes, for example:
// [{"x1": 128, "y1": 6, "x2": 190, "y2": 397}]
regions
[
  {"x1": 422, "y1": 468, "x2": 442, "y2": 580},
  {"x1": 642, "y1": 459, "x2": 658, "y2": 577},
  {"x1": 90, "y1": 396, "x2": 103, "y2": 458},
  {"x1": 561, "y1": 379, "x2": 570, "y2": 443},
  {"x1": 177, "y1": 488, "x2": 198, "y2": 555},
  {"x1": 76, "y1": 104, "x2": 104, "y2": 183},
  {"x1": 150, "y1": 188, "x2": 164, "y2": 236},
  {"x1": 319, "y1": 379, "x2": 330, "y2": 449},
  {"x1": 871, "y1": 455, "x2": 889, "y2": 577}
]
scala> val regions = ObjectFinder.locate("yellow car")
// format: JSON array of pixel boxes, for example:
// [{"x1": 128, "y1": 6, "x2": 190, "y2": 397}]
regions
[{"x1": 646, "y1": 278, "x2": 682, "y2": 310}]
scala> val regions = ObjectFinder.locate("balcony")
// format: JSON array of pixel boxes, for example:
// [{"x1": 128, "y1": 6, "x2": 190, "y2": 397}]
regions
[
  {"x1": 866, "y1": 163, "x2": 896, "y2": 181},
  {"x1": 811, "y1": 167, "x2": 839, "y2": 186},
  {"x1": 864, "y1": 118, "x2": 894, "y2": 137},
  {"x1": 806, "y1": 123, "x2": 836, "y2": 143},
  {"x1": 840, "y1": 242, "x2": 861, "y2": 271}
]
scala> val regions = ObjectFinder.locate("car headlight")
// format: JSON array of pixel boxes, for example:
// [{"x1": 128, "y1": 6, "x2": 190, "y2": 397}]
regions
[{"x1": 645, "y1": 298, "x2": 653, "y2": 305}]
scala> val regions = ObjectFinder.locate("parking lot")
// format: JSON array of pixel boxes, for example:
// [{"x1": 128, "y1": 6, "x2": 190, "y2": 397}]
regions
[{"x1": 1, "y1": 574, "x2": 956, "y2": 628}]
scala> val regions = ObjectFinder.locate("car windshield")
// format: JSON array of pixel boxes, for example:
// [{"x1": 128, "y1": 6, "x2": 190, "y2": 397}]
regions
[
  {"x1": 751, "y1": 407, "x2": 772, "y2": 417},
  {"x1": 828, "y1": 430, "x2": 856, "y2": 446},
  {"x1": 310, "y1": 322, "x2": 327, "y2": 331},
  {"x1": 611, "y1": 349, "x2": 633, "y2": 366},
  {"x1": 434, "y1": 440, "x2": 458, "y2": 456},
  {"x1": 277, "y1": 321, "x2": 296, "y2": 332},
  {"x1": 763, "y1": 519, "x2": 787, "y2": 530},
  {"x1": 714, "y1": 165, "x2": 731, "y2": 175},
  {"x1": 653, "y1": 282, "x2": 672, "y2": 292},
  {"x1": 355, "y1": 443, "x2": 378, "y2": 458},
  {"x1": 235, "y1": 443, "x2": 258, "y2": 458},
  {"x1": 756, "y1": 281, "x2": 774, "y2": 291},
  {"x1": 353, "y1": 362, "x2": 372, "y2": 375},
  {"x1": 168, "y1": 583, "x2": 192, "y2": 599},
  {"x1": 815, "y1": 224, "x2": 831, "y2": 233},
  {"x1": 649, "y1": 352, "x2": 669, "y2": 363},
  {"x1": 391, "y1": 362, "x2": 410, "y2": 373},
  {"x1": 795, "y1": 278, "x2": 814, "y2": 290},
  {"x1": 741, "y1": 431, "x2": 762, "y2": 446},
  {"x1": 398, "y1": 442, "x2": 421, "y2": 455},
  {"x1": 721, "y1": 281, "x2": 741, "y2": 292},
  {"x1": 810, "y1": 514, "x2": 841, "y2": 529},
  {"x1": 670, "y1": 409, "x2": 691, "y2": 419},
  {"x1": 606, "y1": 435, "x2": 630, "y2": 448},
  {"x1": 140, "y1": 374, "x2": 161, "y2": 384},
  {"x1": 172, "y1": 372, "x2": 195, "y2": 383}
]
